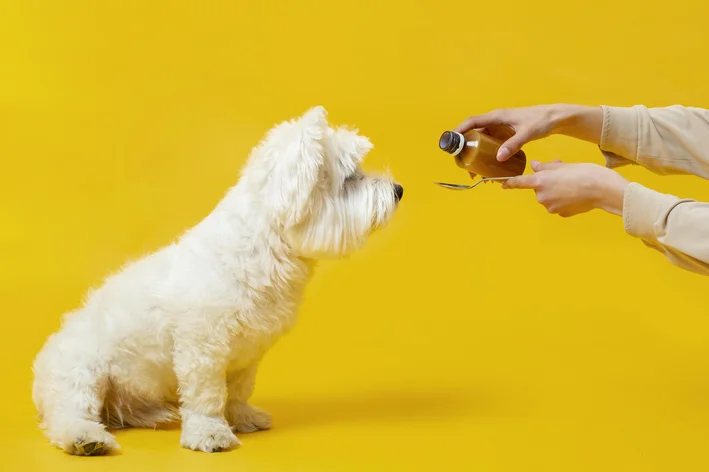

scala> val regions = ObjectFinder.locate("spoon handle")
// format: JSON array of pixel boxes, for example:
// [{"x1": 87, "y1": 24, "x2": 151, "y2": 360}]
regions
[{"x1": 434, "y1": 176, "x2": 513, "y2": 190}]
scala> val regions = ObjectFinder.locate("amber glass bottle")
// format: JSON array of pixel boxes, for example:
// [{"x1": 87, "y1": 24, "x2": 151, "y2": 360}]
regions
[{"x1": 438, "y1": 130, "x2": 526, "y2": 178}]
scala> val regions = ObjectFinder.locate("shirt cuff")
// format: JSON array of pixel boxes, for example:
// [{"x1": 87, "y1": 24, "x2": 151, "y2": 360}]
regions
[
  {"x1": 600, "y1": 105, "x2": 640, "y2": 162},
  {"x1": 623, "y1": 182, "x2": 681, "y2": 241},
  {"x1": 599, "y1": 148, "x2": 637, "y2": 169}
]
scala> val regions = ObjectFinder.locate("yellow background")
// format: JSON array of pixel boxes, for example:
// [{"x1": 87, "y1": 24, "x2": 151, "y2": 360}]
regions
[{"x1": 2, "y1": 1, "x2": 709, "y2": 470}]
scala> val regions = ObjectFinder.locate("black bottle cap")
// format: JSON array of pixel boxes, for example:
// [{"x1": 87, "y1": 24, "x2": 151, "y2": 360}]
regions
[{"x1": 439, "y1": 131, "x2": 461, "y2": 154}]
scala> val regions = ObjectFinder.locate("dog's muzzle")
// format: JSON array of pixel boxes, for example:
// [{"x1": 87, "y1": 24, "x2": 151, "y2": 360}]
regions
[{"x1": 394, "y1": 184, "x2": 404, "y2": 202}]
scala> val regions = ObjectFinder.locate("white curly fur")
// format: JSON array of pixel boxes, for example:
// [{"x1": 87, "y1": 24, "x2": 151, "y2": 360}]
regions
[{"x1": 31, "y1": 106, "x2": 402, "y2": 455}]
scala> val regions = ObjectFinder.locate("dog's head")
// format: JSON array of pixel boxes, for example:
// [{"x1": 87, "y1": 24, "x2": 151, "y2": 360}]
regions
[{"x1": 242, "y1": 106, "x2": 402, "y2": 259}]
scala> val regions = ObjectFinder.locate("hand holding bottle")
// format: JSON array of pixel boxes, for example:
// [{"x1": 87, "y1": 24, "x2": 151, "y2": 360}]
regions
[{"x1": 454, "y1": 105, "x2": 604, "y2": 178}]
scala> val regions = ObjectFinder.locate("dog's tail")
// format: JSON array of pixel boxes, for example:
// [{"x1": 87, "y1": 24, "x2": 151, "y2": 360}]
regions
[
  {"x1": 102, "y1": 389, "x2": 180, "y2": 429},
  {"x1": 104, "y1": 402, "x2": 180, "y2": 429}
]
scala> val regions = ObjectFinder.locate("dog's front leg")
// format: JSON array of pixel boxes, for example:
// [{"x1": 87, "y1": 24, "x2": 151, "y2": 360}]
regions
[
  {"x1": 174, "y1": 331, "x2": 240, "y2": 453},
  {"x1": 225, "y1": 364, "x2": 272, "y2": 433}
]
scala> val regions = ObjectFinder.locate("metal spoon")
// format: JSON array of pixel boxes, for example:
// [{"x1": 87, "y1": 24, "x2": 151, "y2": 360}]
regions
[{"x1": 434, "y1": 176, "x2": 513, "y2": 190}]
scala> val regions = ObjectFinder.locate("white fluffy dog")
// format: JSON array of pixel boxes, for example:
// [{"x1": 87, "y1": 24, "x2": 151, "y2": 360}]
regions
[{"x1": 32, "y1": 106, "x2": 403, "y2": 455}]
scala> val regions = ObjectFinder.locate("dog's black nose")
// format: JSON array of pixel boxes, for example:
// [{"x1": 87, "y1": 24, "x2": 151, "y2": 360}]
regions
[{"x1": 394, "y1": 184, "x2": 404, "y2": 202}]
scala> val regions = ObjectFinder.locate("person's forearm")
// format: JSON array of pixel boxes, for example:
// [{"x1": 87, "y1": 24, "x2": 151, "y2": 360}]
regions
[
  {"x1": 593, "y1": 174, "x2": 629, "y2": 217},
  {"x1": 623, "y1": 183, "x2": 709, "y2": 275},
  {"x1": 548, "y1": 104, "x2": 604, "y2": 146},
  {"x1": 599, "y1": 105, "x2": 709, "y2": 178}
]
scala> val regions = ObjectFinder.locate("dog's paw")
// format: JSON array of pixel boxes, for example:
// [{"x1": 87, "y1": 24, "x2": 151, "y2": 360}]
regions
[
  {"x1": 227, "y1": 403, "x2": 272, "y2": 433},
  {"x1": 180, "y1": 415, "x2": 241, "y2": 453},
  {"x1": 54, "y1": 420, "x2": 119, "y2": 456}
]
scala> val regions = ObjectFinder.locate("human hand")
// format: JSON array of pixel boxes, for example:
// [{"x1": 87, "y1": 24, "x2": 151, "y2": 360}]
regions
[
  {"x1": 502, "y1": 160, "x2": 630, "y2": 218},
  {"x1": 454, "y1": 104, "x2": 603, "y2": 171},
  {"x1": 455, "y1": 105, "x2": 561, "y2": 163}
]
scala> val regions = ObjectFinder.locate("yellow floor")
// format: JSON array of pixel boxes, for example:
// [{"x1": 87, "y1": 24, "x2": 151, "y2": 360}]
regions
[{"x1": 3, "y1": 1, "x2": 709, "y2": 470}]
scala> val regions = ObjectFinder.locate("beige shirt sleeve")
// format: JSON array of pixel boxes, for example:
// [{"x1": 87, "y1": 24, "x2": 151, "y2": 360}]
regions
[{"x1": 598, "y1": 105, "x2": 709, "y2": 275}]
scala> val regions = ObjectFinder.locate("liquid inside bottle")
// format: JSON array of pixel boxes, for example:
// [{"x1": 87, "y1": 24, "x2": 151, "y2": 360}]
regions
[{"x1": 439, "y1": 130, "x2": 526, "y2": 179}]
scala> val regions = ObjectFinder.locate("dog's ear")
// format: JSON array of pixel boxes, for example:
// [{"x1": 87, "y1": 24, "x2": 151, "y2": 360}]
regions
[
  {"x1": 269, "y1": 106, "x2": 328, "y2": 227},
  {"x1": 330, "y1": 127, "x2": 373, "y2": 179}
]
